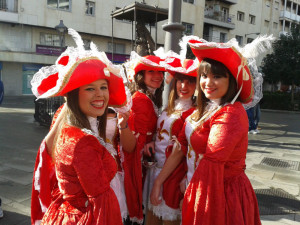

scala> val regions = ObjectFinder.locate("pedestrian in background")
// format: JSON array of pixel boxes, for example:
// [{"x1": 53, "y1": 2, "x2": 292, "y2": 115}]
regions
[
  {"x1": 0, "y1": 79, "x2": 4, "y2": 105},
  {"x1": 0, "y1": 79, "x2": 3, "y2": 219}
]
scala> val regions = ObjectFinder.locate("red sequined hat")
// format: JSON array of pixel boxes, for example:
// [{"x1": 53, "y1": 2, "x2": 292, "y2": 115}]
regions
[{"x1": 31, "y1": 29, "x2": 126, "y2": 107}]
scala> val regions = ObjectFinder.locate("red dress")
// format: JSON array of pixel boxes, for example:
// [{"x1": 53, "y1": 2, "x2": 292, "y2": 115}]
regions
[
  {"x1": 180, "y1": 102, "x2": 261, "y2": 225},
  {"x1": 123, "y1": 91, "x2": 158, "y2": 223},
  {"x1": 40, "y1": 123, "x2": 122, "y2": 225}
]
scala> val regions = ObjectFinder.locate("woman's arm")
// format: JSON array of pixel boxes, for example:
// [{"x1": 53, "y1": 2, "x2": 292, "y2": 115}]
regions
[
  {"x1": 118, "y1": 111, "x2": 136, "y2": 153},
  {"x1": 150, "y1": 141, "x2": 184, "y2": 206}
]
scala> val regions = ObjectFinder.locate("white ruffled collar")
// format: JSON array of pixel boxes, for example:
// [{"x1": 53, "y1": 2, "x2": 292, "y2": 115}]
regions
[
  {"x1": 87, "y1": 116, "x2": 99, "y2": 137},
  {"x1": 174, "y1": 98, "x2": 193, "y2": 111}
]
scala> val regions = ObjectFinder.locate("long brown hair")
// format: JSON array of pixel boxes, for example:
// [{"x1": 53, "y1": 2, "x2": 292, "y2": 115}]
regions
[
  {"x1": 192, "y1": 58, "x2": 239, "y2": 121},
  {"x1": 165, "y1": 73, "x2": 196, "y2": 116},
  {"x1": 129, "y1": 70, "x2": 164, "y2": 109},
  {"x1": 51, "y1": 88, "x2": 107, "y2": 160}
]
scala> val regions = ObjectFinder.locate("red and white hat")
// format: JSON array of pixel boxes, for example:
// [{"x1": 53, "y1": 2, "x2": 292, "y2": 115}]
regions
[
  {"x1": 31, "y1": 28, "x2": 127, "y2": 107},
  {"x1": 162, "y1": 57, "x2": 199, "y2": 78},
  {"x1": 124, "y1": 51, "x2": 165, "y2": 83},
  {"x1": 180, "y1": 35, "x2": 274, "y2": 107}
]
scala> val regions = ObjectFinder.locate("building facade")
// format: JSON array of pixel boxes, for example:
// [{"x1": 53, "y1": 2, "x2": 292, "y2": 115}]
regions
[{"x1": 0, "y1": 0, "x2": 299, "y2": 96}]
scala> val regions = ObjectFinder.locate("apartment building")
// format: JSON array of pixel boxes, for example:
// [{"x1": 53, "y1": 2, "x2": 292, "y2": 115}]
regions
[{"x1": 0, "y1": 0, "x2": 299, "y2": 96}]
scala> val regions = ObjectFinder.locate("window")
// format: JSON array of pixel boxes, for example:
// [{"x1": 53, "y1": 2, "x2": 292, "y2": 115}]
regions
[
  {"x1": 247, "y1": 38, "x2": 254, "y2": 44},
  {"x1": 266, "y1": 0, "x2": 270, "y2": 7},
  {"x1": 40, "y1": 33, "x2": 60, "y2": 46},
  {"x1": 182, "y1": 22, "x2": 194, "y2": 35},
  {"x1": 264, "y1": 20, "x2": 270, "y2": 27},
  {"x1": 273, "y1": 22, "x2": 278, "y2": 29},
  {"x1": 235, "y1": 35, "x2": 243, "y2": 46},
  {"x1": 220, "y1": 33, "x2": 226, "y2": 43},
  {"x1": 86, "y1": 1, "x2": 95, "y2": 16},
  {"x1": 183, "y1": 0, "x2": 194, "y2": 4},
  {"x1": 47, "y1": 0, "x2": 71, "y2": 11},
  {"x1": 108, "y1": 43, "x2": 125, "y2": 54},
  {"x1": 274, "y1": 1, "x2": 279, "y2": 10},
  {"x1": 249, "y1": 14, "x2": 256, "y2": 24},
  {"x1": 237, "y1": 11, "x2": 244, "y2": 21}
]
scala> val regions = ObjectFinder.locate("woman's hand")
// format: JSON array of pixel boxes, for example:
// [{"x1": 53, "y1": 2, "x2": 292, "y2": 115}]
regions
[
  {"x1": 117, "y1": 111, "x2": 130, "y2": 129},
  {"x1": 143, "y1": 141, "x2": 155, "y2": 157},
  {"x1": 150, "y1": 180, "x2": 162, "y2": 206}
]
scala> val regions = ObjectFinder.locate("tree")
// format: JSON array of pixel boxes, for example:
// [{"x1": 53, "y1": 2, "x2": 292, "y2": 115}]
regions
[{"x1": 262, "y1": 24, "x2": 300, "y2": 102}]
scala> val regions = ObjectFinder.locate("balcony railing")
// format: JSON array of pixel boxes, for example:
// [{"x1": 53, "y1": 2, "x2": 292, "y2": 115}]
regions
[
  {"x1": 0, "y1": 0, "x2": 18, "y2": 13},
  {"x1": 204, "y1": 9, "x2": 234, "y2": 24}
]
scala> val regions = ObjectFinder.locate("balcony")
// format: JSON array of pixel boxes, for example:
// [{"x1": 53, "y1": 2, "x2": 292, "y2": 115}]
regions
[
  {"x1": 280, "y1": 10, "x2": 300, "y2": 22},
  {"x1": 222, "y1": 0, "x2": 237, "y2": 4},
  {"x1": 204, "y1": 10, "x2": 235, "y2": 29},
  {"x1": 0, "y1": 0, "x2": 18, "y2": 23}
]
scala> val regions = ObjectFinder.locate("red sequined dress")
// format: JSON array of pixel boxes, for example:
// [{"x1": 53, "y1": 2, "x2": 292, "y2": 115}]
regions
[
  {"x1": 179, "y1": 102, "x2": 261, "y2": 225},
  {"x1": 40, "y1": 122, "x2": 122, "y2": 225},
  {"x1": 123, "y1": 91, "x2": 158, "y2": 223}
]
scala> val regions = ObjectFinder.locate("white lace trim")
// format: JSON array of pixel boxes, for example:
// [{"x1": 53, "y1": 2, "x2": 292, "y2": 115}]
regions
[
  {"x1": 128, "y1": 216, "x2": 144, "y2": 224},
  {"x1": 148, "y1": 199, "x2": 181, "y2": 221},
  {"x1": 174, "y1": 98, "x2": 193, "y2": 111},
  {"x1": 81, "y1": 128, "x2": 117, "y2": 157},
  {"x1": 147, "y1": 86, "x2": 156, "y2": 95},
  {"x1": 34, "y1": 139, "x2": 50, "y2": 213}
]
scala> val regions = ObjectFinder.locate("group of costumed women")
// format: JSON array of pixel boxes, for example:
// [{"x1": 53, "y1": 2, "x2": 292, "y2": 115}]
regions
[{"x1": 31, "y1": 28, "x2": 273, "y2": 225}]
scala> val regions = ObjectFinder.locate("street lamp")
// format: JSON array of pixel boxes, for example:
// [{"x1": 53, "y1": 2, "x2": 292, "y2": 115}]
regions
[{"x1": 55, "y1": 20, "x2": 68, "y2": 48}]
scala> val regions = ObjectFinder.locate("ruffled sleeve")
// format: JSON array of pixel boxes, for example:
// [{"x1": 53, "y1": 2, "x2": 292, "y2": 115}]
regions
[{"x1": 182, "y1": 103, "x2": 248, "y2": 225}]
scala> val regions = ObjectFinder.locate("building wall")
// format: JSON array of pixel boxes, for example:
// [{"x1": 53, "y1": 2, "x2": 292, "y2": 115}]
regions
[{"x1": 2, "y1": 62, "x2": 22, "y2": 96}]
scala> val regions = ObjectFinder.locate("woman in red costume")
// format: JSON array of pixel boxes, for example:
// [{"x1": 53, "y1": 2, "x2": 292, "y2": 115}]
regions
[
  {"x1": 122, "y1": 52, "x2": 165, "y2": 224},
  {"x1": 151, "y1": 35, "x2": 274, "y2": 225},
  {"x1": 30, "y1": 28, "x2": 128, "y2": 225},
  {"x1": 144, "y1": 57, "x2": 198, "y2": 225}
]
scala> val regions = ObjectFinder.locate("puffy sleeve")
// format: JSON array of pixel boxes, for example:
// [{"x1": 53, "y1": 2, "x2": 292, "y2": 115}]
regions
[
  {"x1": 182, "y1": 104, "x2": 248, "y2": 225},
  {"x1": 73, "y1": 136, "x2": 122, "y2": 225}
]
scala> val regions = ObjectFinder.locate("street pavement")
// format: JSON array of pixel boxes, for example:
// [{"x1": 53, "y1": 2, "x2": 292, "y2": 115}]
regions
[{"x1": 0, "y1": 96, "x2": 300, "y2": 225}]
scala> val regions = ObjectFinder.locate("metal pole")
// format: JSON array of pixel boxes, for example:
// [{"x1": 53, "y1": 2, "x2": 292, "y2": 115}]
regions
[
  {"x1": 111, "y1": 16, "x2": 114, "y2": 62},
  {"x1": 155, "y1": 10, "x2": 158, "y2": 50},
  {"x1": 132, "y1": 21, "x2": 134, "y2": 51},
  {"x1": 161, "y1": 0, "x2": 185, "y2": 109}
]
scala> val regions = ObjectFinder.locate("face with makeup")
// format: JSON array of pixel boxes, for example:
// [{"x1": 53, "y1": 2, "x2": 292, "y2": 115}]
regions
[
  {"x1": 79, "y1": 79, "x2": 109, "y2": 118},
  {"x1": 200, "y1": 72, "x2": 229, "y2": 100},
  {"x1": 144, "y1": 70, "x2": 164, "y2": 89}
]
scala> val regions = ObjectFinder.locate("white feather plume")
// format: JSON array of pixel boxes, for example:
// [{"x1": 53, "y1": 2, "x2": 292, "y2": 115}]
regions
[
  {"x1": 90, "y1": 42, "x2": 98, "y2": 52},
  {"x1": 68, "y1": 28, "x2": 85, "y2": 51},
  {"x1": 241, "y1": 34, "x2": 275, "y2": 58}
]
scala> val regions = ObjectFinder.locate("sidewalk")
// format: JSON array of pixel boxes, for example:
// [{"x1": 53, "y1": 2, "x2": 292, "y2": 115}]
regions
[{"x1": 0, "y1": 96, "x2": 300, "y2": 225}]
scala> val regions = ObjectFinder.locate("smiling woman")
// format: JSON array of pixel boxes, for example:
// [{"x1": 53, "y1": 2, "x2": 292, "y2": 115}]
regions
[
  {"x1": 30, "y1": 28, "x2": 127, "y2": 225},
  {"x1": 79, "y1": 80, "x2": 109, "y2": 118}
]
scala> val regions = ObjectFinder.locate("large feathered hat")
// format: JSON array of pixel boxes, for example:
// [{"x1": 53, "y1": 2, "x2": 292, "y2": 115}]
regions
[
  {"x1": 31, "y1": 28, "x2": 127, "y2": 107},
  {"x1": 180, "y1": 35, "x2": 275, "y2": 107}
]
